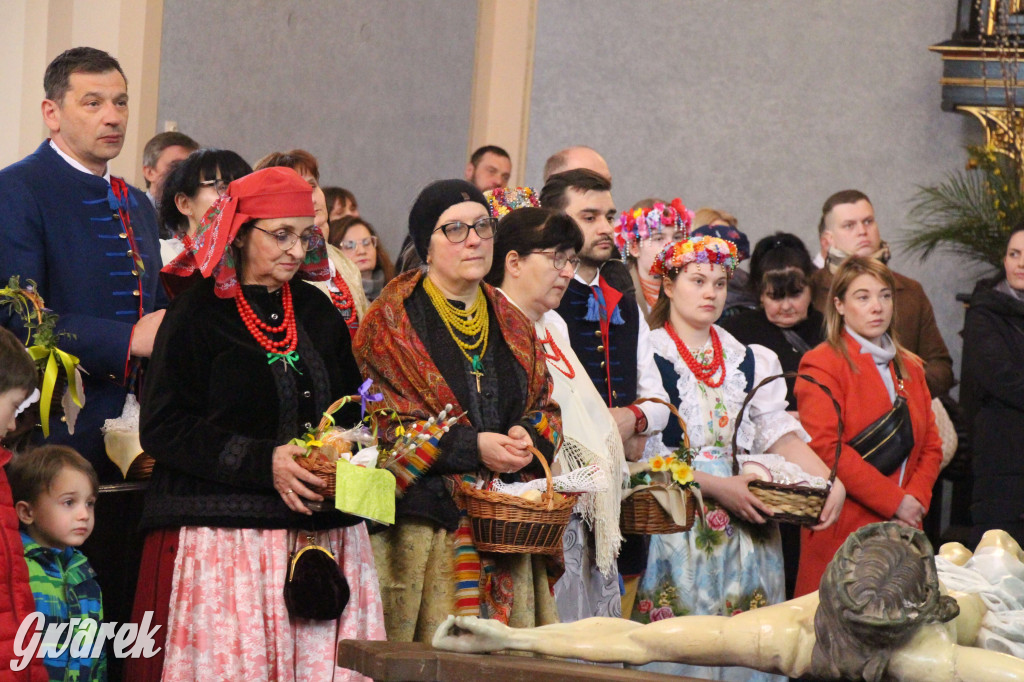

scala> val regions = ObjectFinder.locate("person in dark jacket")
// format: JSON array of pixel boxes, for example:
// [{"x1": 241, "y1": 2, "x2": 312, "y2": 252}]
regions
[
  {"x1": 0, "y1": 48, "x2": 167, "y2": 480},
  {"x1": 129, "y1": 167, "x2": 385, "y2": 680},
  {"x1": 722, "y1": 232, "x2": 825, "y2": 412},
  {"x1": 353, "y1": 179, "x2": 563, "y2": 643},
  {"x1": 962, "y1": 224, "x2": 1024, "y2": 547}
]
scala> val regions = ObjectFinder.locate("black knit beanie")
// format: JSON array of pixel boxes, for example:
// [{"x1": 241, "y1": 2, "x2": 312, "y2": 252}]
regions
[{"x1": 408, "y1": 179, "x2": 490, "y2": 260}]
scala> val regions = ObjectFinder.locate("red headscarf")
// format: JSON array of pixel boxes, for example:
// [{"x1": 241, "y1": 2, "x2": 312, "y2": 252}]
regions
[{"x1": 162, "y1": 166, "x2": 329, "y2": 298}]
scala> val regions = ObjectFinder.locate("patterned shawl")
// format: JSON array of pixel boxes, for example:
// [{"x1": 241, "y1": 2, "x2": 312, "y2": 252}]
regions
[
  {"x1": 354, "y1": 268, "x2": 561, "y2": 621},
  {"x1": 354, "y1": 268, "x2": 559, "y2": 450}
]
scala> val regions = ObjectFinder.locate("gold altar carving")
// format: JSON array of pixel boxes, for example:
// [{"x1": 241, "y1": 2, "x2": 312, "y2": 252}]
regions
[{"x1": 958, "y1": 104, "x2": 1024, "y2": 154}]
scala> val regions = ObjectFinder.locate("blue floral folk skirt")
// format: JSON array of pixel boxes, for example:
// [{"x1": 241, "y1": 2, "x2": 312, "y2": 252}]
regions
[{"x1": 630, "y1": 451, "x2": 785, "y2": 682}]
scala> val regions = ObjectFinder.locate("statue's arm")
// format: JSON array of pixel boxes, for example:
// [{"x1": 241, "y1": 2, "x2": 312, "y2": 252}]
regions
[
  {"x1": 433, "y1": 593, "x2": 821, "y2": 675},
  {"x1": 433, "y1": 615, "x2": 652, "y2": 663},
  {"x1": 889, "y1": 625, "x2": 1024, "y2": 682},
  {"x1": 952, "y1": 645, "x2": 1024, "y2": 681}
]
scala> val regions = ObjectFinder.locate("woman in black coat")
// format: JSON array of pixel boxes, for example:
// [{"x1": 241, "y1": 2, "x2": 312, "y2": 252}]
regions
[
  {"x1": 961, "y1": 224, "x2": 1024, "y2": 547},
  {"x1": 721, "y1": 232, "x2": 824, "y2": 411}
]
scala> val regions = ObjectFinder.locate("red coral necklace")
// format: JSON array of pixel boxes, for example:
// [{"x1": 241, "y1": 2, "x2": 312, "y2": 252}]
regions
[
  {"x1": 538, "y1": 328, "x2": 575, "y2": 379},
  {"x1": 234, "y1": 282, "x2": 301, "y2": 372},
  {"x1": 665, "y1": 321, "x2": 725, "y2": 387},
  {"x1": 329, "y1": 271, "x2": 358, "y2": 332}
]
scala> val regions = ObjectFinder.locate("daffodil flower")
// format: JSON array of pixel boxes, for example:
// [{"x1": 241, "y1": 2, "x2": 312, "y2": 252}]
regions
[{"x1": 670, "y1": 460, "x2": 694, "y2": 485}]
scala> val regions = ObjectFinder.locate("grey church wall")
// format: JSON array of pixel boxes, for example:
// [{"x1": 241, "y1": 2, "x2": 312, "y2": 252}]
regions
[
  {"x1": 160, "y1": 0, "x2": 979, "y2": 378},
  {"x1": 157, "y1": 0, "x2": 478, "y2": 258},
  {"x1": 526, "y1": 0, "x2": 980, "y2": 380}
]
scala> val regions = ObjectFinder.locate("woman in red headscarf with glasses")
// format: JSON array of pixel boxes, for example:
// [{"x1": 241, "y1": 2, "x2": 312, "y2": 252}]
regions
[{"x1": 128, "y1": 167, "x2": 384, "y2": 681}]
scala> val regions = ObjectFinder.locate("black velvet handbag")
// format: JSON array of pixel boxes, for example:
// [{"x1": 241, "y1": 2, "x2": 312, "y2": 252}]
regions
[
  {"x1": 284, "y1": 534, "x2": 350, "y2": 621},
  {"x1": 848, "y1": 364, "x2": 915, "y2": 476}
]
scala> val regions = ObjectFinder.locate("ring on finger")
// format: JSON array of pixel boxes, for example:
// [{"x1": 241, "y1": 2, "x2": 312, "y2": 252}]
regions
[{"x1": 285, "y1": 489, "x2": 294, "y2": 496}]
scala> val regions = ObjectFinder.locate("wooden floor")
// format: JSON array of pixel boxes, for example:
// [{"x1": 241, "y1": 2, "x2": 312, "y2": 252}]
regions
[{"x1": 337, "y1": 639, "x2": 704, "y2": 682}]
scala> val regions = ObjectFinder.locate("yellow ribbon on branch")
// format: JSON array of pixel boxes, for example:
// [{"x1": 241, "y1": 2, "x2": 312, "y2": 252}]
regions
[{"x1": 26, "y1": 345, "x2": 82, "y2": 437}]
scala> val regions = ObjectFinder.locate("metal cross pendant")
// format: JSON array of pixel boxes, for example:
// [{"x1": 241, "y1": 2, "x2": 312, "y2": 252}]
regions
[{"x1": 469, "y1": 354, "x2": 484, "y2": 392}]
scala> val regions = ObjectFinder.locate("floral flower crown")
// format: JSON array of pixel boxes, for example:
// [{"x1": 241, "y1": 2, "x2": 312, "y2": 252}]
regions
[
  {"x1": 614, "y1": 198, "x2": 694, "y2": 260},
  {"x1": 485, "y1": 186, "x2": 540, "y2": 218},
  {"x1": 650, "y1": 236, "x2": 739, "y2": 278}
]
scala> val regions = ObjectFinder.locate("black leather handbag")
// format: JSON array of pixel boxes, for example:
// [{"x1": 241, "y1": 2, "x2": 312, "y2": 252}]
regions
[{"x1": 848, "y1": 364, "x2": 915, "y2": 476}]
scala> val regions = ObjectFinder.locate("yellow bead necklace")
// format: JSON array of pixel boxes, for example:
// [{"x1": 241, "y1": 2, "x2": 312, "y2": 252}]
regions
[{"x1": 423, "y1": 276, "x2": 489, "y2": 391}]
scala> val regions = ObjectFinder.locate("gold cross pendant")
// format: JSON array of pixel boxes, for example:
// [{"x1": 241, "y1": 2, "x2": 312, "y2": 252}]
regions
[{"x1": 470, "y1": 369, "x2": 483, "y2": 392}]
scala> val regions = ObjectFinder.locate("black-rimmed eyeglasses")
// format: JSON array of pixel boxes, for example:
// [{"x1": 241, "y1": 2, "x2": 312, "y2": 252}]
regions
[{"x1": 433, "y1": 216, "x2": 498, "y2": 243}]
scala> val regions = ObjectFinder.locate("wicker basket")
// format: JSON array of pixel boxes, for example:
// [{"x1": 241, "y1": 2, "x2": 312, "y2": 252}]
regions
[
  {"x1": 294, "y1": 395, "x2": 362, "y2": 498},
  {"x1": 461, "y1": 446, "x2": 576, "y2": 555},
  {"x1": 621, "y1": 397, "x2": 697, "y2": 534},
  {"x1": 621, "y1": 487, "x2": 696, "y2": 534},
  {"x1": 730, "y1": 372, "x2": 842, "y2": 526}
]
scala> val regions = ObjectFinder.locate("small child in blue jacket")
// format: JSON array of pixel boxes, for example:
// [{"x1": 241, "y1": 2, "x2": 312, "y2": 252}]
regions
[{"x1": 10, "y1": 446, "x2": 105, "y2": 682}]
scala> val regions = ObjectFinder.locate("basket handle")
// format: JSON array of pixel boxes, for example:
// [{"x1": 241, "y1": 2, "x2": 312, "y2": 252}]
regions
[
  {"x1": 315, "y1": 395, "x2": 359, "y2": 436},
  {"x1": 728, "y1": 372, "x2": 843, "y2": 486},
  {"x1": 526, "y1": 445, "x2": 557, "y2": 511},
  {"x1": 634, "y1": 397, "x2": 690, "y2": 451},
  {"x1": 477, "y1": 446, "x2": 555, "y2": 508}
]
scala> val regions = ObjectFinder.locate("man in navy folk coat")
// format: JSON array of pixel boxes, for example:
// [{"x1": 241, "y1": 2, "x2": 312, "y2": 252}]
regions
[{"x1": 0, "y1": 47, "x2": 167, "y2": 481}]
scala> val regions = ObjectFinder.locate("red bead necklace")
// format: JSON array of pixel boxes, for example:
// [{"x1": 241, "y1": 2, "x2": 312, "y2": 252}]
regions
[
  {"x1": 234, "y1": 282, "x2": 300, "y2": 371},
  {"x1": 329, "y1": 271, "x2": 358, "y2": 331},
  {"x1": 665, "y1": 321, "x2": 725, "y2": 388},
  {"x1": 538, "y1": 328, "x2": 575, "y2": 379}
]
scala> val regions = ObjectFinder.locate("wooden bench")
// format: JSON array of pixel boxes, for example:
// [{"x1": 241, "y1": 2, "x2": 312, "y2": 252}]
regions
[{"x1": 337, "y1": 639, "x2": 703, "y2": 682}]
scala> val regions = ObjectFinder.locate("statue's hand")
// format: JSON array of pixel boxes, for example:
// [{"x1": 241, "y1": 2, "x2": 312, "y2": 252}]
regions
[{"x1": 432, "y1": 615, "x2": 513, "y2": 653}]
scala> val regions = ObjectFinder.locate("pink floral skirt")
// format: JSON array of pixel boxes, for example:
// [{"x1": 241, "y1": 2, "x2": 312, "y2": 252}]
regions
[{"x1": 161, "y1": 525, "x2": 386, "y2": 681}]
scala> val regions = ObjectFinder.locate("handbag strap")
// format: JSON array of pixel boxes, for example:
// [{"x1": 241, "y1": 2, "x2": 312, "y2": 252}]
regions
[{"x1": 891, "y1": 357, "x2": 905, "y2": 394}]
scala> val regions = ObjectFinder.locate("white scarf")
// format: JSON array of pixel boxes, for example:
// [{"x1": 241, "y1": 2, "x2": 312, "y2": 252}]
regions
[{"x1": 846, "y1": 328, "x2": 896, "y2": 402}]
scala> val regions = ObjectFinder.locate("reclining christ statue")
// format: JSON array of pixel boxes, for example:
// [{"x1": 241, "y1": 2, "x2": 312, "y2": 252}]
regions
[{"x1": 433, "y1": 522, "x2": 1024, "y2": 681}]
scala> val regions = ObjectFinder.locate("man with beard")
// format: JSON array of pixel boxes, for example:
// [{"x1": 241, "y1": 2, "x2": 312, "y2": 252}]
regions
[
  {"x1": 465, "y1": 145, "x2": 512, "y2": 192},
  {"x1": 540, "y1": 168, "x2": 669, "y2": 615}
]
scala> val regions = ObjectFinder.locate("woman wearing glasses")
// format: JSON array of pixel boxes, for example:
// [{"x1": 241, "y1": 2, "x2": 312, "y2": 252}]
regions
[
  {"x1": 328, "y1": 215, "x2": 396, "y2": 302},
  {"x1": 158, "y1": 148, "x2": 251, "y2": 269},
  {"x1": 255, "y1": 150, "x2": 368, "y2": 334},
  {"x1": 354, "y1": 179, "x2": 563, "y2": 642},
  {"x1": 132, "y1": 167, "x2": 385, "y2": 680},
  {"x1": 487, "y1": 206, "x2": 628, "y2": 621}
]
